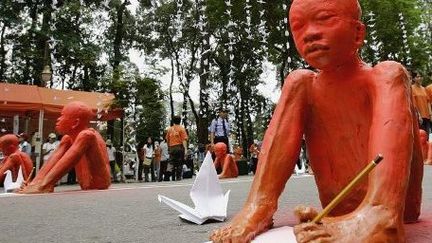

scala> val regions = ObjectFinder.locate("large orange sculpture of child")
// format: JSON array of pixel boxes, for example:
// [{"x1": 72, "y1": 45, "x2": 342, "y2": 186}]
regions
[
  {"x1": 213, "y1": 142, "x2": 238, "y2": 179},
  {"x1": 210, "y1": 0, "x2": 423, "y2": 242},
  {"x1": 0, "y1": 134, "x2": 33, "y2": 183},
  {"x1": 19, "y1": 101, "x2": 111, "y2": 194}
]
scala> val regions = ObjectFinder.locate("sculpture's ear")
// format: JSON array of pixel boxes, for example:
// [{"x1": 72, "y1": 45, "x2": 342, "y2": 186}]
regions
[
  {"x1": 354, "y1": 20, "x2": 366, "y2": 48},
  {"x1": 71, "y1": 118, "x2": 81, "y2": 130}
]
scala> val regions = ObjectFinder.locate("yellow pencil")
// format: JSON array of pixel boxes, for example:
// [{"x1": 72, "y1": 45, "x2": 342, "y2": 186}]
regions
[{"x1": 312, "y1": 154, "x2": 384, "y2": 223}]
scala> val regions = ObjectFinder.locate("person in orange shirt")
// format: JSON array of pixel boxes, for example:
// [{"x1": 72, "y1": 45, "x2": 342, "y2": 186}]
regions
[
  {"x1": 165, "y1": 115, "x2": 188, "y2": 181},
  {"x1": 411, "y1": 72, "x2": 431, "y2": 135}
]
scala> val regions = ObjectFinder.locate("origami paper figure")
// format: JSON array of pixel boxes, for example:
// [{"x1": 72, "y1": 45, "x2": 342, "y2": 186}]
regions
[
  {"x1": 158, "y1": 152, "x2": 230, "y2": 224},
  {"x1": 4, "y1": 166, "x2": 24, "y2": 193}
]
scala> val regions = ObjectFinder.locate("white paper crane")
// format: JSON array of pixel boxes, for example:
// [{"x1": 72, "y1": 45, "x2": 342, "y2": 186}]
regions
[
  {"x1": 4, "y1": 166, "x2": 24, "y2": 193},
  {"x1": 158, "y1": 152, "x2": 230, "y2": 224}
]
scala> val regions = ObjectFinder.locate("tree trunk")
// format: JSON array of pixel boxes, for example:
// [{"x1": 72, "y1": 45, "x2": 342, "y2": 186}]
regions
[
  {"x1": 169, "y1": 58, "x2": 175, "y2": 123},
  {"x1": 0, "y1": 23, "x2": 7, "y2": 81},
  {"x1": 112, "y1": 0, "x2": 129, "y2": 81}
]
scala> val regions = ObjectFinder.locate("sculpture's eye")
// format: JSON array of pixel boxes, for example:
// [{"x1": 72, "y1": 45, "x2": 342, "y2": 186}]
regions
[
  {"x1": 291, "y1": 21, "x2": 304, "y2": 31},
  {"x1": 315, "y1": 11, "x2": 336, "y2": 23}
]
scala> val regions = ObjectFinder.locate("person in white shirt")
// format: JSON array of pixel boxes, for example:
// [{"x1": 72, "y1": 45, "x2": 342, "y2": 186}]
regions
[
  {"x1": 158, "y1": 138, "x2": 169, "y2": 181},
  {"x1": 42, "y1": 133, "x2": 59, "y2": 167},
  {"x1": 142, "y1": 137, "x2": 155, "y2": 182},
  {"x1": 106, "y1": 139, "x2": 118, "y2": 182},
  {"x1": 19, "y1": 133, "x2": 32, "y2": 156},
  {"x1": 209, "y1": 108, "x2": 231, "y2": 152}
]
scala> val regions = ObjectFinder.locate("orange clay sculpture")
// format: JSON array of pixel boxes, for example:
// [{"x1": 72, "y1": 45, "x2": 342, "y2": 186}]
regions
[
  {"x1": 19, "y1": 101, "x2": 111, "y2": 194},
  {"x1": 232, "y1": 145, "x2": 244, "y2": 162},
  {"x1": 213, "y1": 142, "x2": 238, "y2": 179},
  {"x1": 210, "y1": 0, "x2": 423, "y2": 242},
  {"x1": 0, "y1": 134, "x2": 33, "y2": 183}
]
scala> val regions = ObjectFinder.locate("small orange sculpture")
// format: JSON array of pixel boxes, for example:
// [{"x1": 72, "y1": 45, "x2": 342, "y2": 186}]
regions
[
  {"x1": 19, "y1": 101, "x2": 111, "y2": 193},
  {"x1": 210, "y1": 0, "x2": 423, "y2": 242},
  {"x1": 213, "y1": 142, "x2": 238, "y2": 179},
  {"x1": 232, "y1": 145, "x2": 243, "y2": 162},
  {"x1": 0, "y1": 134, "x2": 33, "y2": 183}
]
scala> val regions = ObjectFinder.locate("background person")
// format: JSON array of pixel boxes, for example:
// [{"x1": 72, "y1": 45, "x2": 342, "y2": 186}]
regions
[
  {"x1": 411, "y1": 72, "x2": 431, "y2": 136},
  {"x1": 209, "y1": 109, "x2": 230, "y2": 151},
  {"x1": 142, "y1": 137, "x2": 155, "y2": 182},
  {"x1": 166, "y1": 116, "x2": 188, "y2": 181},
  {"x1": 42, "y1": 133, "x2": 59, "y2": 167},
  {"x1": 106, "y1": 139, "x2": 118, "y2": 183},
  {"x1": 18, "y1": 133, "x2": 32, "y2": 157}
]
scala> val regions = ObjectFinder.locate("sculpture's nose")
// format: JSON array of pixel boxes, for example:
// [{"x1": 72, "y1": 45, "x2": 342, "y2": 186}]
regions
[
  {"x1": 303, "y1": 32, "x2": 322, "y2": 43},
  {"x1": 303, "y1": 25, "x2": 322, "y2": 43}
]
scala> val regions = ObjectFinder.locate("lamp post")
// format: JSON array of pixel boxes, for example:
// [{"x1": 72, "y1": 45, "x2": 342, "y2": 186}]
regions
[
  {"x1": 41, "y1": 65, "x2": 52, "y2": 87},
  {"x1": 40, "y1": 39, "x2": 52, "y2": 87}
]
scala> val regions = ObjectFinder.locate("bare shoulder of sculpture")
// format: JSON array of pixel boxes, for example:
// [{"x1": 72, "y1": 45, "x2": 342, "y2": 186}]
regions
[
  {"x1": 373, "y1": 61, "x2": 410, "y2": 87},
  {"x1": 283, "y1": 69, "x2": 315, "y2": 91}
]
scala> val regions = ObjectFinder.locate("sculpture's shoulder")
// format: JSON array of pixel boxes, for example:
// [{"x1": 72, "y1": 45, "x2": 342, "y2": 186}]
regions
[
  {"x1": 76, "y1": 128, "x2": 102, "y2": 142},
  {"x1": 285, "y1": 69, "x2": 315, "y2": 83},
  {"x1": 9, "y1": 152, "x2": 28, "y2": 164},
  {"x1": 372, "y1": 61, "x2": 410, "y2": 88},
  {"x1": 8, "y1": 153, "x2": 21, "y2": 161},
  {"x1": 283, "y1": 69, "x2": 315, "y2": 91},
  {"x1": 79, "y1": 128, "x2": 97, "y2": 136}
]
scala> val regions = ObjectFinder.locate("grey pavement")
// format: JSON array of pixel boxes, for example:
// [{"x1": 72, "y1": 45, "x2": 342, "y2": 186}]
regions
[{"x1": 0, "y1": 167, "x2": 431, "y2": 243}]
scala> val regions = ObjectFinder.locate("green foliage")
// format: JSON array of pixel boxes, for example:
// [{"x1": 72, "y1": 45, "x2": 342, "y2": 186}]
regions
[{"x1": 135, "y1": 76, "x2": 166, "y2": 143}]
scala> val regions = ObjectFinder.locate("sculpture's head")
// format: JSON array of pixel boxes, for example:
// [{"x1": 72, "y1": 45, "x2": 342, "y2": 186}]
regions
[
  {"x1": 56, "y1": 101, "x2": 94, "y2": 135},
  {"x1": 289, "y1": 0, "x2": 365, "y2": 70},
  {"x1": 0, "y1": 134, "x2": 19, "y2": 156},
  {"x1": 214, "y1": 142, "x2": 228, "y2": 158}
]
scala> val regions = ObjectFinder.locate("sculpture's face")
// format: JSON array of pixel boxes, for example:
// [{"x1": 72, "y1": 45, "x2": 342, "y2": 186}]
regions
[
  {"x1": 56, "y1": 106, "x2": 76, "y2": 135},
  {"x1": 0, "y1": 135, "x2": 19, "y2": 155},
  {"x1": 289, "y1": 0, "x2": 364, "y2": 70}
]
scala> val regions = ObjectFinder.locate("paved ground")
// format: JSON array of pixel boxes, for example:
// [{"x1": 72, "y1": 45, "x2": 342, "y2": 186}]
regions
[{"x1": 0, "y1": 167, "x2": 431, "y2": 243}]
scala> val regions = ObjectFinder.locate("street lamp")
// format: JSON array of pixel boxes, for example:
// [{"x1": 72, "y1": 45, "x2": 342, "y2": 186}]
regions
[{"x1": 41, "y1": 65, "x2": 52, "y2": 86}]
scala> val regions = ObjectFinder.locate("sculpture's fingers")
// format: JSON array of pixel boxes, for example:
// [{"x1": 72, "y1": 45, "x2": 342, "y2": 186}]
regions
[
  {"x1": 294, "y1": 222, "x2": 321, "y2": 235},
  {"x1": 294, "y1": 205, "x2": 319, "y2": 223},
  {"x1": 210, "y1": 228, "x2": 223, "y2": 242},
  {"x1": 211, "y1": 225, "x2": 232, "y2": 243},
  {"x1": 297, "y1": 229, "x2": 331, "y2": 243},
  {"x1": 309, "y1": 235, "x2": 333, "y2": 243}
]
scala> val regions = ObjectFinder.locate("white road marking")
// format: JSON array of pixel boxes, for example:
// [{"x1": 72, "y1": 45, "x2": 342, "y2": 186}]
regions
[{"x1": 0, "y1": 174, "x2": 312, "y2": 198}]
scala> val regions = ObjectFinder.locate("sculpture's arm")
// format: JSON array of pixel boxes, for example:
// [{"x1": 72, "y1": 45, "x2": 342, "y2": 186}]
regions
[
  {"x1": 214, "y1": 158, "x2": 221, "y2": 170},
  {"x1": 17, "y1": 153, "x2": 34, "y2": 180},
  {"x1": 244, "y1": 69, "x2": 312, "y2": 214},
  {"x1": 218, "y1": 155, "x2": 237, "y2": 178},
  {"x1": 30, "y1": 135, "x2": 72, "y2": 184},
  {"x1": 365, "y1": 61, "x2": 413, "y2": 213},
  {"x1": 0, "y1": 156, "x2": 14, "y2": 182}
]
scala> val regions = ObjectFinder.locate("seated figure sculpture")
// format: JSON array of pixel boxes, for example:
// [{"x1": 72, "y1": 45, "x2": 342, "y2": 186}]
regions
[
  {"x1": 0, "y1": 134, "x2": 33, "y2": 184},
  {"x1": 213, "y1": 142, "x2": 238, "y2": 179},
  {"x1": 19, "y1": 101, "x2": 111, "y2": 193},
  {"x1": 210, "y1": 0, "x2": 423, "y2": 242}
]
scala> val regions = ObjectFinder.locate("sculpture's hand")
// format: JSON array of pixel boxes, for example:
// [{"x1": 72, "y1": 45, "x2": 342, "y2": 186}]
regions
[
  {"x1": 210, "y1": 204, "x2": 274, "y2": 243},
  {"x1": 293, "y1": 205, "x2": 404, "y2": 243},
  {"x1": 294, "y1": 205, "x2": 319, "y2": 223}
]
